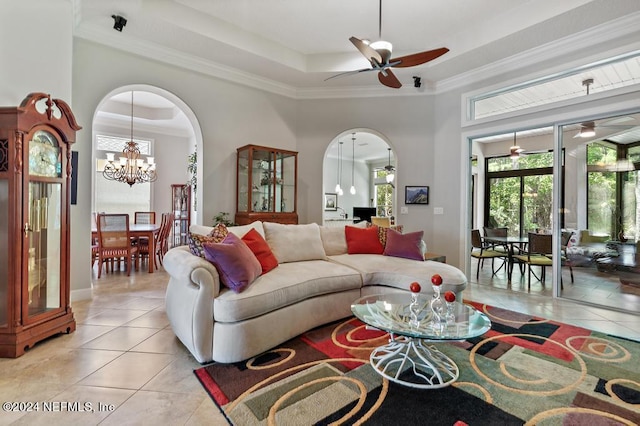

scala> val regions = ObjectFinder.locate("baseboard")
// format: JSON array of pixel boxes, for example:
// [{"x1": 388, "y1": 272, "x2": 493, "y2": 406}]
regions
[{"x1": 71, "y1": 287, "x2": 93, "y2": 302}]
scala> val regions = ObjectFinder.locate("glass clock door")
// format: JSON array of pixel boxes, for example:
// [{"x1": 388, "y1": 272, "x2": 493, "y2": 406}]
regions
[{"x1": 23, "y1": 129, "x2": 63, "y2": 319}]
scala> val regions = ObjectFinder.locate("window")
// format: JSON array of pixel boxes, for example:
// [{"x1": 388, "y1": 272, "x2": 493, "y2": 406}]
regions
[
  {"x1": 586, "y1": 142, "x2": 640, "y2": 239},
  {"x1": 485, "y1": 151, "x2": 557, "y2": 236},
  {"x1": 469, "y1": 51, "x2": 640, "y2": 120},
  {"x1": 95, "y1": 134, "x2": 153, "y2": 217},
  {"x1": 373, "y1": 168, "x2": 393, "y2": 217}
]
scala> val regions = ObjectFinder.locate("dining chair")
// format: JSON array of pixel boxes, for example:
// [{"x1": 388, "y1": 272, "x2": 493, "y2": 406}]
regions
[
  {"x1": 560, "y1": 230, "x2": 575, "y2": 286},
  {"x1": 134, "y1": 211, "x2": 156, "y2": 224},
  {"x1": 483, "y1": 226, "x2": 509, "y2": 252},
  {"x1": 371, "y1": 216, "x2": 391, "y2": 228},
  {"x1": 96, "y1": 213, "x2": 139, "y2": 278},
  {"x1": 513, "y1": 232, "x2": 552, "y2": 289},
  {"x1": 470, "y1": 229, "x2": 508, "y2": 279},
  {"x1": 138, "y1": 212, "x2": 174, "y2": 269}
]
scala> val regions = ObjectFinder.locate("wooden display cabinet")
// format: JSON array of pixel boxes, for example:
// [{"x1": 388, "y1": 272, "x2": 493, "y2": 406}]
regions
[
  {"x1": 171, "y1": 184, "x2": 191, "y2": 247},
  {"x1": 0, "y1": 93, "x2": 81, "y2": 357},
  {"x1": 235, "y1": 144, "x2": 298, "y2": 225}
]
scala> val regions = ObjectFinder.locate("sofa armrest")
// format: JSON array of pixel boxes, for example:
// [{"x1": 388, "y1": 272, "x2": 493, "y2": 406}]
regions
[{"x1": 163, "y1": 246, "x2": 221, "y2": 363}]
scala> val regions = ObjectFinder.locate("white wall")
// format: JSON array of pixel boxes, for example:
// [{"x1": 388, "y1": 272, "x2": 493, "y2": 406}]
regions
[{"x1": 297, "y1": 96, "x2": 436, "y2": 246}]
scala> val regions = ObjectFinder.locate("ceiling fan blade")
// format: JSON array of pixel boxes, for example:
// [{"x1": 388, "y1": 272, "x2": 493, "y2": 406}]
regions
[
  {"x1": 350, "y1": 36, "x2": 383, "y2": 65},
  {"x1": 325, "y1": 67, "x2": 374, "y2": 81},
  {"x1": 378, "y1": 69, "x2": 401, "y2": 89},
  {"x1": 390, "y1": 47, "x2": 449, "y2": 68}
]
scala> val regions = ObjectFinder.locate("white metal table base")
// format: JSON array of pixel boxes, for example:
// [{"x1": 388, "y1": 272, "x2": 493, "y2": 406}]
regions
[{"x1": 369, "y1": 334, "x2": 459, "y2": 389}]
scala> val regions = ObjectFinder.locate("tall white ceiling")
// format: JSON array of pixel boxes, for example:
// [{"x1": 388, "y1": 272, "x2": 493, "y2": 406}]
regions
[{"x1": 74, "y1": 0, "x2": 640, "y2": 95}]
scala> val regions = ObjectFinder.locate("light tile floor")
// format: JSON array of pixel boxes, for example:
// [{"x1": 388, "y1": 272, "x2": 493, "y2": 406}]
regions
[{"x1": 1, "y1": 261, "x2": 638, "y2": 425}]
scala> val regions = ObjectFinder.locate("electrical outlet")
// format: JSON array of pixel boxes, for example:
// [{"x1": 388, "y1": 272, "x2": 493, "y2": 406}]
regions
[
  {"x1": 400, "y1": 206, "x2": 408, "y2": 214},
  {"x1": 434, "y1": 207, "x2": 444, "y2": 215}
]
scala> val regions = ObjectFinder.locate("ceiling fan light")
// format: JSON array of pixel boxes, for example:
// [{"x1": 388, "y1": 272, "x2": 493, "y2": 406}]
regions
[
  {"x1": 386, "y1": 173, "x2": 395, "y2": 183},
  {"x1": 510, "y1": 146, "x2": 521, "y2": 159},
  {"x1": 579, "y1": 122, "x2": 596, "y2": 138},
  {"x1": 370, "y1": 40, "x2": 392, "y2": 61}
]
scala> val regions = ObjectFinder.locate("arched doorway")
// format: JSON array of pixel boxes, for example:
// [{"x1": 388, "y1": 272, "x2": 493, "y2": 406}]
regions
[
  {"x1": 322, "y1": 129, "x2": 396, "y2": 225},
  {"x1": 91, "y1": 85, "x2": 203, "y2": 223}
]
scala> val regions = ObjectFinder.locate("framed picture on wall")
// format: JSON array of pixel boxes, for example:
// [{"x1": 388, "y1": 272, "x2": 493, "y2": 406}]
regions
[
  {"x1": 405, "y1": 186, "x2": 429, "y2": 205},
  {"x1": 324, "y1": 193, "x2": 338, "y2": 211}
]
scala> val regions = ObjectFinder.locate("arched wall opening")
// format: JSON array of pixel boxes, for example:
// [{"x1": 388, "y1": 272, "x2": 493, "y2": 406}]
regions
[
  {"x1": 322, "y1": 128, "x2": 396, "y2": 226},
  {"x1": 90, "y1": 85, "x2": 203, "y2": 269}
]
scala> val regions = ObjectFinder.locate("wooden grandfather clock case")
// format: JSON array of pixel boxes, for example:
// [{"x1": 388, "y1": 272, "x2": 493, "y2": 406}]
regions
[{"x1": 0, "y1": 93, "x2": 81, "y2": 357}]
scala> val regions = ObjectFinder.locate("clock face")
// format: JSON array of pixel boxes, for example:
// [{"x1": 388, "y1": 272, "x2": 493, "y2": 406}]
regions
[{"x1": 28, "y1": 130, "x2": 61, "y2": 177}]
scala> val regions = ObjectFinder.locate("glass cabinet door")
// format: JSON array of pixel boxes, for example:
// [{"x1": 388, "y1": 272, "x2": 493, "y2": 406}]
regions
[
  {"x1": 253, "y1": 148, "x2": 275, "y2": 213},
  {"x1": 24, "y1": 129, "x2": 63, "y2": 319},
  {"x1": 237, "y1": 149, "x2": 249, "y2": 213},
  {"x1": 276, "y1": 152, "x2": 296, "y2": 213}
]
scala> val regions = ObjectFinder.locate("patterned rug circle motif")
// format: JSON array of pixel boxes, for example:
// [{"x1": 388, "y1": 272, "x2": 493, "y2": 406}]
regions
[
  {"x1": 195, "y1": 303, "x2": 640, "y2": 425},
  {"x1": 525, "y1": 406, "x2": 638, "y2": 426},
  {"x1": 566, "y1": 335, "x2": 632, "y2": 362},
  {"x1": 469, "y1": 333, "x2": 588, "y2": 396}
]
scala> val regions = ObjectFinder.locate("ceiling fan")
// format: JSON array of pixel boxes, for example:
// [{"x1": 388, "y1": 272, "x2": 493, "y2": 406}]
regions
[
  {"x1": 574, "y1": 116, "x2": 638, "y2": 138},
  {"x1": 326, "y1": 0, "x2": 449, "y2": 89}
]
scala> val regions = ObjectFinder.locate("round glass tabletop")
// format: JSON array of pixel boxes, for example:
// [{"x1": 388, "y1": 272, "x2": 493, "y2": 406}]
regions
[{"x1": 351, "y1": 292, "x2": 491, "y2": 341}]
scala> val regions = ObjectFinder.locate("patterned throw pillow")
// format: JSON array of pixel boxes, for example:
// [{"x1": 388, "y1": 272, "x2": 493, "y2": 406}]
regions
[
  {"x1": 377, "y1": 224, "x2": 404, "y2": 248},
  {"x1": 188, "y1": 223, "x2": 228, "y2": 257}
]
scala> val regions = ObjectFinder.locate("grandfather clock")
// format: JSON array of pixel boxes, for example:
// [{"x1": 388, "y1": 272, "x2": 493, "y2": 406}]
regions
[{"x1": 0, "y1": 93, "x2": 81, "y2": 357}]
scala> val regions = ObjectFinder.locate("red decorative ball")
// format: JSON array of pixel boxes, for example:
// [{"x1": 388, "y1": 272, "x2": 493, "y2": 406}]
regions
[
  {"x1": 409, "y1": 282, "x2": 421, "y2": 293},
  {"x1": 444, "y1": 291, "x2": 456, "y2": 303},
  {"x1": 431, "y1": 274, "x2": 443, "y2": 286}
]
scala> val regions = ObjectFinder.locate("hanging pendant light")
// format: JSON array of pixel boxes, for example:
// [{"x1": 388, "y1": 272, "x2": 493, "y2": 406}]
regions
[
  {"x1": 385, "y1": 148, "x2": 395, "y2": 183},
  {"x1": 350, "y1": 133, "x2": 357, "y2": 195},
  {"x1": 103, "y1": 91, "x2": 157, "y2": 186},
  {"x1": 335, "y1": 141, "x2": 344, "y2": 195}
]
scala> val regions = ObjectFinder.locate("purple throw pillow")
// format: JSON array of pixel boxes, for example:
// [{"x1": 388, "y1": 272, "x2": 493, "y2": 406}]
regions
[
  {"x1": 383, "y1": 229, "x2": 424, "y2": 261},
  {"x1": 202, "y1": 233, "x2": 262, "y2": 293}
]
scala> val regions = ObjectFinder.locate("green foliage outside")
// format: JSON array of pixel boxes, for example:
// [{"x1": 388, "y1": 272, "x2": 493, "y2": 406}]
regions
[
  {"x1": 487, "y1": 152, "x2": 553, "y2": 236},
  {"x1": 375, "y1": 169, "x2": 393, "y2": 217}
]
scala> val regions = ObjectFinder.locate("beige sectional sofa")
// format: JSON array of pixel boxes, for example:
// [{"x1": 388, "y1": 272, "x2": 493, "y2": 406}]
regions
[{"x1": 163, "y1": 221, "x2": 467, "y2": 364}]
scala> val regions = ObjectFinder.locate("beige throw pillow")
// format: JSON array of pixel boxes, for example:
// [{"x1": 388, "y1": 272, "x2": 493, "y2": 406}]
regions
[{"x1": 263, "y1": 222, "x2": 326, "y2": 263}]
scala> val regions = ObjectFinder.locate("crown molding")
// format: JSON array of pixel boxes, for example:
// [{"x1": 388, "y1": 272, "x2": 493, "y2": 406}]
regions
[
  {"x1": 74, "y1": 11, "x2": 640, "y2": 100},
  {"x1": 74, "y1": 26, "x2": 299, "y2": 99},
  {"x1": 436, "y1": 11, "x2": 640, "y2": 94}
]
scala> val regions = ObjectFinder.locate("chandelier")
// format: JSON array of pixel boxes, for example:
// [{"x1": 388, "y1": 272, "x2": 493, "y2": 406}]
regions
[{"x1": 103, "y1": 91, "x2": 157, "y2": 187}]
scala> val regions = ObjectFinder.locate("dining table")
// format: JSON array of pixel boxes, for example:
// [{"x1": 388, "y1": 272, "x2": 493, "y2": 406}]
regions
[
  {"x1": 92, "y1": 223, "x2": 162, "y2": 273},
  {"x1": 484, "y1": 235, "x2": 529, "y2": 282}
]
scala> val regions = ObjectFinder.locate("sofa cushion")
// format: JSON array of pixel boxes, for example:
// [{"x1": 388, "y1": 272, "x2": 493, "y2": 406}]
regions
[
  {"x1": 319, "y1": 220, "x2": 368, "y2": 256},
  {"x1": 213, "y1": 260, "x2": 362, "y2": 322},
  {"x1": 345, "y1": 225, "x2": 384, "y2": 254},
  {"x1": 319, "y1": 226, "x2": 348, "y2": 256},
  {"x1": 203, "y1": 233, "x2": 262, "y2": 293},
  {"x1": 188, "y1": 224, "x2": 228, "y2": 257},
  {"x1": 190, "y1": 221, "x2": 265, "y2": 239},
  {"x1": 241, "y1": 228, "x2": 279, "y2": 274},
  {"x1": 329, "y1": 254, "x2": 466, "y2": 293},
  {"x1": 263, "y1": 222, "x2": 326, "y2": 263},
  {"x1": 383, "y1": 229, "x2": 424, "y2": 261}
]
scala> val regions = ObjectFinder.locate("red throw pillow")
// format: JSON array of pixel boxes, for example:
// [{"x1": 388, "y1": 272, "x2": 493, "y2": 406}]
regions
[
  {"x1": 241, "y1": 228, "x2": 279, "y2": 274},
  {"x1": 345, "y1": 225, "x2": 384, "y2": 254}
]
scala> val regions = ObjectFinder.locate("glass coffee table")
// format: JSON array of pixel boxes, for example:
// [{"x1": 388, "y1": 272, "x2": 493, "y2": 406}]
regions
[{"x1": 351, "y1": 292, "x2": 491, "y2": 389}]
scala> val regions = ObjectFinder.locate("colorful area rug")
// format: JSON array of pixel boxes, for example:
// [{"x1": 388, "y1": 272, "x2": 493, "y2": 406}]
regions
[{"x1": 195, "y1": 301, "x2": 640, "y2": 425}]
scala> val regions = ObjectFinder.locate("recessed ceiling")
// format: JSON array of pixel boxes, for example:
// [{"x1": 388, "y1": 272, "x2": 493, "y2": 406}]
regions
[{"x1": 74, "y1": 0, "x2": 640, "y2": 94}]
